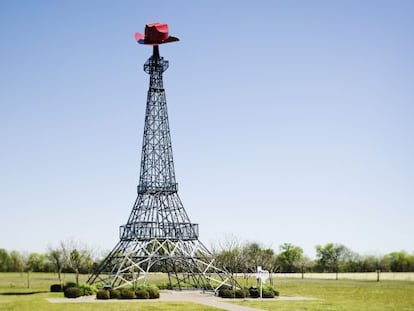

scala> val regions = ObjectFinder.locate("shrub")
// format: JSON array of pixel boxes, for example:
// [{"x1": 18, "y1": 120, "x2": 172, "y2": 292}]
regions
[
  {"x1": 249, "y1": 286, "x2": 260, "y2": 298},
  {"x1": 218, "y1": 287, "x2": 225, "y2": 297},
  {"x1": 50, "y1": 284, "x2": 63, "y2": 292},
  {"x1": 135, "y1": 289, "x2": 150, "y2": 299},
  {"x1": 217, "y1": 285, "x2": 231, "y2": 298},
  {"x1": 219, "y1": 288, "x2": 235, "y2": 298},
  {"x1": 96, "y1": 289, "x2": 110, "y2": 300},
  {"x1": 134, "y1": 284, "x2": 152, "y2": 291},
  {"x1": 78, "y1": 283, "x2": 97, "y2": 296},
  {"x1": 63, "y1": 282, "x2": 77, "y2": 291},
  {"x1": 109, "y1": 288, "x2": 121, "y2": 299},
  {"x1": 262, "y1": 290, "x2": 274, "y2": 298},
  {"x1": 235, "y1": 289, "x2": 247, "y2": 298},
  {"x1": 218, "y1": 285, "x2": 232, "y2": 291},
  {"x1": 64, "y1": 287, "x2": 82, "y2": 298},
  {"x1": 156, "y1": 282, "x2": 171, "y2": 290},
  {"x1": 94, "y1": 282, "x2": 105, "y2": 289},
  {"x1": 147, "y1": 287, "x2": 160, "y2": 299},
  {"x1": 263, "y1": 285, "x2": 279, "y2": 297},
  {"x1": 120, "y1": 288, "x2": 135, "y2": 299}
]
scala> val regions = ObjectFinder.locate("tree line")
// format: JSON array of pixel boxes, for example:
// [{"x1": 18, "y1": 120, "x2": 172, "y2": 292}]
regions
[
  {"x1": 0, "y1": 240, "x2": 95, "y2": 285},
  {"x1": 211, "y1": 239, "x2": 414, "y2": 275},
  {"x1": 1, "y1": 240, "x2": 413, "y2": 279}
]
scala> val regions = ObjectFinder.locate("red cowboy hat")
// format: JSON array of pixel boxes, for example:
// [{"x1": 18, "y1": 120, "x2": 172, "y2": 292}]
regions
[{"x1": 135, "y1": 22, "x2": 179, "y2": 45}]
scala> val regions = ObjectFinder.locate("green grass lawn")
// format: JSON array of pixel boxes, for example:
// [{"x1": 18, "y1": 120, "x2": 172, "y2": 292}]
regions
[
  {"x1": 232, "y1": 278, "x2": 414, "y2": 311},
  {"x1": 0, "y1": 272, "x2": 220, "y2": 311},
  {"x1": 0, "y1": 273, "x2": 413, "y2": 310}
]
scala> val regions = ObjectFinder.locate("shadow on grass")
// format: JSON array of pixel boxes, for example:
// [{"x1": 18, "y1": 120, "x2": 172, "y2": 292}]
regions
[{"x1": 0, "y1": 291, "x2": 48, "y2": 295}]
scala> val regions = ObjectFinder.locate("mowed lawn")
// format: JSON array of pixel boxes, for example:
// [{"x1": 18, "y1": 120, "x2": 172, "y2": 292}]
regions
[
  {"x1": 233, "y1": 278, "x2": 414, "y2": 311},
  {"x1": 0, "y1": 273, "x2": 413, "y2": 311},
  {"x1": 0, "y1": 273, "x2": 220, "y2": 311}
]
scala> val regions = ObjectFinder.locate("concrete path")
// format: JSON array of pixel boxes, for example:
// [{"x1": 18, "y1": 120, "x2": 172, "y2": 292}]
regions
[
  {"x1": 47, "y1": 290, "x2": 318, "y2": 311},
  {"x1": 158, "y1": 290, "x2": 263, "y2": 311}
]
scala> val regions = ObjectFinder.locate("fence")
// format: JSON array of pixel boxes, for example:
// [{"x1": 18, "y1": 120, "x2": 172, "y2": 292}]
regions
[{"x1": 270, "y1": 272, "x2": 414, "y2": 281}]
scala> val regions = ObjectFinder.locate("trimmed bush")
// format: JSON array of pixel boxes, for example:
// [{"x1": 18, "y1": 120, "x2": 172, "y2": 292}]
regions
[
  {"x1": 64, "y1": 287, "x2": 82, "y2": 298},
  {"x1": 218, "y1": 285, "x2": 232, "y2": 291},
  {"x1": 235, "y1": 289, "x2": 247, "y2": 298},
  {"x1": 218, "y1": 285, "x2": 231, "y2": 297},
  {"x1": 135, "y1": 289, "x2": 150, "y2": 299},
  {"x1": 219, "y1": 288, "x2": 235, "y2": 298},
  {"x1": 249, "y1": 286, "x2": 260, "y2": 298},
  {"x1": 147, "y1": 287, "x2": 160, "y2": 299},
  {"x1": 78, "y1": 283, "x2": 97, "y2": 296},
  {"x1": 120, "y1": 288, "x2": 135, "y2": 299},
  {"x1": 96, "y1": 289, "x2": 110, "y2": 300},
  {"x1": 50, "y1": 284, "x2": 63, "y2": 292},
  {"x1": 134, "y1": 284, "x2": 149, "y2": 291},
  {"x1": 262, "y1": 290, "x2": 274, "y2": 298},
  {"x1": 263, "y1": 285, "x2": 279, "y2": 297},
  {"x1": 109, "y1": 288, "x2": 121, "y2": 299},
  {"x1": 63, "y1": 282, "x2": 77, "y2": 291}
]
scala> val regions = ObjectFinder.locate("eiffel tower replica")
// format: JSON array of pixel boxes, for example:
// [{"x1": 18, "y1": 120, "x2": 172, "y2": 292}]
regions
[{"x1": 88, "y1": 23, "x2": 237, "y2": 292}]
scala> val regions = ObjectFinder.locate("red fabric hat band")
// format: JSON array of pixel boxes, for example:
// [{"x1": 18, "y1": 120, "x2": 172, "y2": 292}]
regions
[{"x1": 135, "y1": 22, "x2": 179, "y2": 45}]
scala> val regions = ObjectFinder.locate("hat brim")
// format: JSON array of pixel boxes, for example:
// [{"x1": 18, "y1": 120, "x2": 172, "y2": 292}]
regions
[{"x1": 135, "y1": 32, "x2": 179, "y2": 45}]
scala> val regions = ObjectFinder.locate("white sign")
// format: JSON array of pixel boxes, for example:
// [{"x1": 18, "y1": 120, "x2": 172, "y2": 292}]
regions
[
  {"x1": 256, "y1": 269, "x2": 270, "y2": 281},
  {"x1": 256, "y1": 266, "x2": 269, "y2": 281}
]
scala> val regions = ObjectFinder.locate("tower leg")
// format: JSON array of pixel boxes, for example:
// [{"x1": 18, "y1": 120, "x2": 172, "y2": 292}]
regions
[{"x1": 88, "y1": 238, "x2": 239, "y2": 292}]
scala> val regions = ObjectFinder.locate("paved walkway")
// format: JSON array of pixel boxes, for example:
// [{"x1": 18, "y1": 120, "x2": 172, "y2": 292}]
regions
[
  {"x1": 47, "y1": 290, "x2": 317, "y2": 311},
  {"x1": 159, "y1": 290, "x2": 263, "y2": 311}
]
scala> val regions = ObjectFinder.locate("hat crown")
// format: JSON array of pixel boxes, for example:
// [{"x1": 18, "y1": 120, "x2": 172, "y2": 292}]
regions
[{"x1": 145, "y1": 23, "x2": 169, "y2": 42}]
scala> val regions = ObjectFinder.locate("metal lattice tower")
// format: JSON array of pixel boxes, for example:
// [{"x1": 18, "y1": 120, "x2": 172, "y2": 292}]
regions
[{"x1": 87, "y1": 44, "x2": 237, "y2": 292}]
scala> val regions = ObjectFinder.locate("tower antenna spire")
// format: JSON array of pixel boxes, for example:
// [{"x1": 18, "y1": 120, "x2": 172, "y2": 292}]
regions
[{"x1": 152, "y1": 45, "x2": 160, "y2": 59}]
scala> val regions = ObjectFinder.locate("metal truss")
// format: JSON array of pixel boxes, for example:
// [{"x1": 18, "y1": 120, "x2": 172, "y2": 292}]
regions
[
  {"x1": 87, "y1": 237, "x2": 235, "y2": 291},
  {"x1": 88, "y1": 46, "x2": 238, "y2": 292}
]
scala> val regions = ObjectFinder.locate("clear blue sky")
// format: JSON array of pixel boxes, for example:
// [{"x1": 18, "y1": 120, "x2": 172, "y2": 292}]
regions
[{"x1": 1, "y1": 0, "x2": 413, "y2": 258}]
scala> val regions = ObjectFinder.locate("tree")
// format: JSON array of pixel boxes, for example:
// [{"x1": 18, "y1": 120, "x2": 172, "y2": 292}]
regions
[
  {"x1": 261, "y1": 248, "x2": 276, "y2": 272},
  {"x1": 240, "y1": 242, "x2": 279, "y2": 286},
  {"x1": 379, "y1": 254, "x2": 391, "y2": 272},
  {"x1": 27, "y1": 253, "x2": 48, "y2": 272},
  {"x1": 315, "y1": 243, "x2": 350, "y2": 279},
  {"x1": 61, "y1": 239, "x2": 94, "y2": 285},
  {"x1": 299, "y1": 255, "x2": 313, "y2": 278},
  {"x1": 242, "y1": 242, "x2": 262, "y2": 273},
  {"x1": 70, "y1": 249, "x2": 82, "y2": 285},
  {"x1": 277, "y1": 243, "x2": 303, "y2": 273},
  {"x1": 340, "y1": 250, "x2": 361, "y2": 272},
  {"x1": 359, "y1": 255, "x2": 378, "y2": 272},
  {"x1": 48, "y1": 247, "x2": 65, "y2": 283},
  {"x1": 8, "y1": 251, "x2": 25, "y2": 272},
  {"x1": 212, "y1": 235, "x2": 244, "y2": 277},
  {"x1": 0, "y1": 249, "x2": 9, "y2": 272},
  {"x1": 260, "y1": 248, "x2": 278, "y2": 286},
  {"x1": 385, "y1": 251, "x2": 414, "y2": 272},
  {"x1": 215, "y1": 248, "x2": 243, "y2": 274}
]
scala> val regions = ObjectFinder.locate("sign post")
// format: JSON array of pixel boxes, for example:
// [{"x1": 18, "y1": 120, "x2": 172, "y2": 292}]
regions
[{"x1": 256, "y1": 266, "x2": 269, "y2": 298}]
